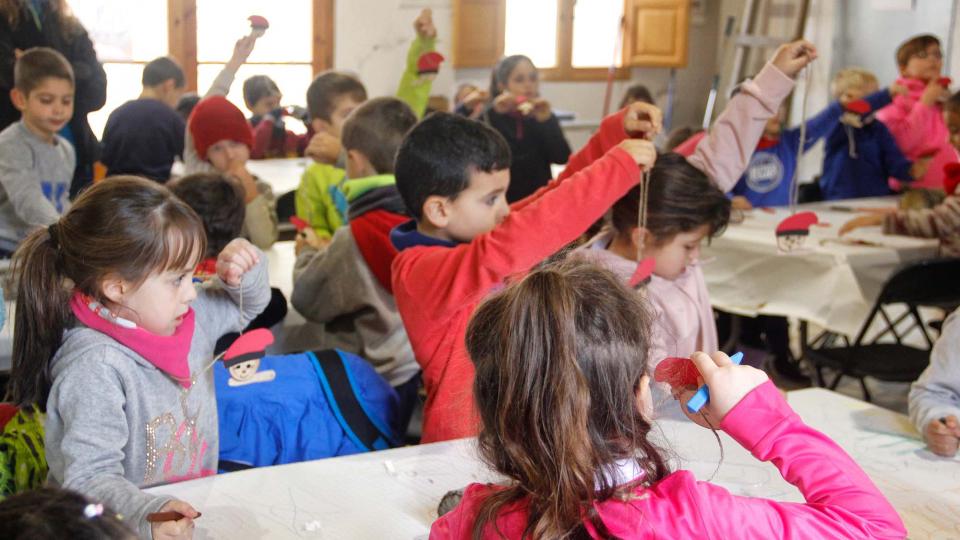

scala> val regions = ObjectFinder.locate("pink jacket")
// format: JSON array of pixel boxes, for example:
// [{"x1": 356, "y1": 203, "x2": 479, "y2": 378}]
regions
[
  {"x1": 430, "y1": 382, "x2": 907, "y2": 539},
  {"x1": 576, "y1": 232, "x2": 717, "y2": 372},
  {"x1": 677, "y1": 62, "x2": 796, "y2": 192},
  {"x1": 876, "y1": 77, "x2": 958, "y2": 190}
]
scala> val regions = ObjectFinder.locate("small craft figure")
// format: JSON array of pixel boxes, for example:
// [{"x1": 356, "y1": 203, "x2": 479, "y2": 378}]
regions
[
  {"x1": 223, "y1": 328, "x2": 276, "y2": 387},
  {"x1": 248, "y1": 15, "x2": 269, "y2": 38},
  {"x1": 776, "y1": 211, "x2": 818, "y2": 252},
  {"x1": 416, "y1": 51, "x2": 445, "y2": 83}
]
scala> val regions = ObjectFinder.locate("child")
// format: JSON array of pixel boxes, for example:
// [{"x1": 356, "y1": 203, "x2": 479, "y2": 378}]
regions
[
  {"x1": 619, "y1": 83, "x2": 654, "y2": 109},
  {"x1": 840, "y1": 91, "x2": 960, "y2": 257},
  {"x1": 0, "y1": 487, "x2": 135, "y2": 539},
  {"x1": 576, "y1": 153, "x2": 730, "y2": 410},
  {"x1": 484, "y1": 55, "x2": 572, "y2": 202},
  {"x1": 391, "y1": 103, "x2": 660, "y2": 442},
  {"x1": 243, "y1": 74, "x2": 309, "y2": 159},
  {"x1": 876, "y1": 34, "x2": 957, "y2": 191},
  {"x1": 819, "y1": 67, "x2": 924, "y2": 200},
  {"x1": 432, "y1": 259, "x2": 905, "y2": 538},
  {"x1": 295, "y1": 8, "x2": 440, "y2": 240},
  {"x1": 187, "y1": 95, "x2": 279, "y2": 249},
  {"x1": 168, "y1": 173, "x2": 287, "y2": 349},
  {"x1": 909, "y1": 308, "x2": 960, "y2": 457},
  {"x1": 292, "y1": 97, "x2": 420, "y2": 432},
  {"x1": 453, "y1": 83, "x2": 487, "y2": 119},
  {"x1": 101, "y1": 56, "x2": 186, "y2": 182},
  {"x1": 5, "y1": 176, "x2": 270, "y2": 540},
  {"x1": 0, "y1": 47, "x2": 74, "y2": 257}
]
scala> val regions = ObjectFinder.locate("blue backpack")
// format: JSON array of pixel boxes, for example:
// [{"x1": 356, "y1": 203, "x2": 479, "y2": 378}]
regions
[{"x1": 215, "y1": 349, "x2": 399, "y2": 470}]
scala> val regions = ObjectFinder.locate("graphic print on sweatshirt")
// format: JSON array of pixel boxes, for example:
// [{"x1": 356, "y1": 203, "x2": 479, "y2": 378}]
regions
[
  {"x1": 745, "y1": 153, "x2": 785, "y2": 194},
  {"x1": 41, "y1": 181, "x2": 69, "y2": 213},
  {"x1": 144, "y1": 391, "x2": 214, "y2": 484}
]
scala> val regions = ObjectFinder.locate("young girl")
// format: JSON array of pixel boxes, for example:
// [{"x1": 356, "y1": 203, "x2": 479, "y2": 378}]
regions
[
  {"x1": 577, "y1": 153, "x2": 730, "y2": 412},
  {"x1": 6, "y1": 176, "x2": 271, "y2": 540},
  {"x1": 0, "y1": 487, "x2": 135, "y2": 539},
  {"x1": 483, "y1": 55, "x2": 571, "y2": 202},
  {"x1": 432, "y1": 259, "x2": 905, "y2": 538}
]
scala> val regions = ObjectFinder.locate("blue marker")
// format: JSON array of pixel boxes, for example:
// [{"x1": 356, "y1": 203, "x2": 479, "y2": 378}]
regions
[{"x1": 686, "y1": 352, "x2": 744, "y2": 414}]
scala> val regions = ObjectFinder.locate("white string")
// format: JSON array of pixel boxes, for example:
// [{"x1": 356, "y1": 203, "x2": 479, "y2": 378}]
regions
[
  {"x1": 637, "y1": 169, "x2": 651, "y2": 261},
  {"x1": 789, "y1": 66, "x2": 812, "y2": 215}
]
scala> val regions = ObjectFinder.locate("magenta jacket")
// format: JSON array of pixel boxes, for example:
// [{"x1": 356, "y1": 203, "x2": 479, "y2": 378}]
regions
[{"x1": 430, "y1": 382, "x2": 906, "y2": 539}]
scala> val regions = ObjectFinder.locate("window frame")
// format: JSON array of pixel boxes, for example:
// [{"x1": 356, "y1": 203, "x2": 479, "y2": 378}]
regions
[{"x1": 535, "y1": 0, "x2": 630, "y2": 81}]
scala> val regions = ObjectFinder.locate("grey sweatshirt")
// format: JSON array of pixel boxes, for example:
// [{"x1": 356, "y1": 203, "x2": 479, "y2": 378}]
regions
[
  {"x1": 292, "y1": 226, "x2": 418, "y2": 386},
  {"x1": 45, "y1": 255, "x2": 270, "y2": 539},
  {"x1": 909, "y1": 308, "x2": 960, "y2": 435},
  {"x1": 0, "y1": 121, "x2": 75, "y2": 252}
]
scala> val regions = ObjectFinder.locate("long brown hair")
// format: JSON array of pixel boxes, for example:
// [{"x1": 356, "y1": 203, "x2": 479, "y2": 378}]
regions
[
  {"x1": 465, "y1": 258, "x2": 670, "y2": 539},
  {"x1": 0, "y1": 0, "x2": 80, "y2": 40},
  {"x1": 7, "y1": 176, "x2": 206, "y2": 411}
]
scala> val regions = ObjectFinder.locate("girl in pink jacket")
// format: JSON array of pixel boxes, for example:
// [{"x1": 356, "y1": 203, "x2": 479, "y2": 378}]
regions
[
  {"x1": 431, "y1": 259, "x2": 906, "y2": 539},
  {"x1": 876, "y1": 34, "x2": 958, "y2": 190}
]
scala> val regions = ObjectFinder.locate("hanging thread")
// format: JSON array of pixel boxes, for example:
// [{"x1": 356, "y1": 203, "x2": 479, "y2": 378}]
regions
[
  {"x1": 637, "y1": 169, "x2": 651, "y2": 262},
  {"x1": 788, "y1": 65, "x2": 812, "y2": 215}
]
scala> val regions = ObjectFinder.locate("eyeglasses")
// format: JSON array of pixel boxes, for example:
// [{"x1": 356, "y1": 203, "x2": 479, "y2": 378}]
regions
[{"x1": 914, "y1": 50, "x2": 943, "y2": 60}]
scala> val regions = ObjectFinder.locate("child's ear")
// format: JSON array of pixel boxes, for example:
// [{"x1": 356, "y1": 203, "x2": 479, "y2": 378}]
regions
[
  {"x1": 631, "y1": 226, "x2": 648, "y2": 249},
  {"x1": 421, "y1": 195, "x2": 450, "y2": 229},
  {"x1": 100, "y1": 275, "x2": 127, "y2": 305},
  {"x1": 9, "y1": 88, "x2": 26, "y2": 111}
]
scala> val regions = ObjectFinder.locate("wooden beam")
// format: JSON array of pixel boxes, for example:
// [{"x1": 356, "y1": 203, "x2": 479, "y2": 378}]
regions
[
  {"x1": 168, "y1": 0, "x2": 198, "y2": 91},
  {"x1": 313, "y1": 0, "x2": 335, "y2": 75}
]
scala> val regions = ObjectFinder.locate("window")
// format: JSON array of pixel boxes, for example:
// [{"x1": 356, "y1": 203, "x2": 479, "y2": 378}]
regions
[
  {"x1": 72, "y1": 0, "x2": 169, "y2": 137},
  {"x1": 503, "y1": 0, "x2": 626, "y2": 79}
]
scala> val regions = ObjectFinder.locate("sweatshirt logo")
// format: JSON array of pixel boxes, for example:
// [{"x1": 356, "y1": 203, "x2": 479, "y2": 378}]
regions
[
  {"x1": 746, "y1": 153, "x2": 785, "y2": 194},
  {"x1": 41, "y1": 181, "x2": 69, "y2": 213}
]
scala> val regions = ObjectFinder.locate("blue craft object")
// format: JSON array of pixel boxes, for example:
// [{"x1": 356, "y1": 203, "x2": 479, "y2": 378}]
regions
[{"x1": 686, "y1": 352, "x2": 744, "y2": 414}]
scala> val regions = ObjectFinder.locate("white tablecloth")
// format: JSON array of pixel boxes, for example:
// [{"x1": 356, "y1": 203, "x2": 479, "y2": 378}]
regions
[
  {"x1": 247, "y1": 158, "x2": 311, "y2": 196},
  {"x1": 702, "y1": 198, "x2": 939, "y2": 337},
  {"x1": 147, "y1": 388, "x2": 958, "y2": 539}
]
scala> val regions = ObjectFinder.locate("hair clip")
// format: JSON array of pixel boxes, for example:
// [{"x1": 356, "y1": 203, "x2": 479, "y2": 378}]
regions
[{"x1": 83, "y1": 503, "x2": 104, "y2": 519}]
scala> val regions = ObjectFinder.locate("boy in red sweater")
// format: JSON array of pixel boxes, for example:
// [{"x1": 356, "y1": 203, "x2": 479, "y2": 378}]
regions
[{"x1": 391, "y1": 105, "x2": 660, "y2": 442}]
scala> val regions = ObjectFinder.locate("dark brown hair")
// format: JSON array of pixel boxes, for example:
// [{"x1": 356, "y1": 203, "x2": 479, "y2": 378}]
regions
[
  {"x1": 168, "y1": 173, "x2": 245, "y2": 258},
  {"x1": 618, "y1": 84, "x2": 653, "y2": 109},
  {"x1": 342, "y1": 97, "x2": 418, "y2": 174},
  {"x1": 306, "y1": 71, "x2": 368, "y2": 122},
  {"x1": 945, "y1": 90, "x2": 960, "y2": 115},
  {"x1": 14, "y1": 47, "x2": 74, "y2": 95},
  {"x1": 242, "y1": 74, "x2": 280, "y2": 110},
  {"x1": 7, "y1": 176, "x2": 206, "y2": 411},
  {"x1": 466, "y1": 258, "x2": 670, "y2": 539},
  {"x1": 611, "y1": 153, "x2": 731, "y2": 245},
  {"x1": 0, "y1": 0, "x2": 80, "y2": 41},
  {"x1": 489, "y1": 55, "x2": 535, "y2": 98},
  {"x1": 896, "y1": 34, "x2": 941, "y2": 69},
  {"x1": 0, "y1": 488, "x2": 135, "y2": 539},
  {"x1": 142, "y1": 56, "x2": 184, "y2": 88}
]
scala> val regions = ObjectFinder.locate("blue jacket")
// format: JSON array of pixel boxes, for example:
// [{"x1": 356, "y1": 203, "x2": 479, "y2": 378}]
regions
[
  {"x1": 731, "y1": 100, "x2": 846, "y2": 207},
  {"x1": 819, "y1": 90, "x2": 912, "y2": 200}
]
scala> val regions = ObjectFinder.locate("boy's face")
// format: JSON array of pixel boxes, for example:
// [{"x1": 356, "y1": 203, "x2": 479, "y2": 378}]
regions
[
  {"x1": 945, "y1": 110, "x2": 960, "y2": 151},
  {"x1": 902, "y1": 43, "x2": 943, "y2": 81},
  {"x1": 430, "y1": 168, "x2": 510, "y2": 242},
  {"x1": 11, "y1": 77, "x2": 74, "y2": 139},
  {"x1": 207, "y1": 139, "x2": 250, "y2": 172},
  {"x1": 251, "y1": 93, "x2": 282, "y2": 117},
  {"x1": 327, "y1": 95, "x2": 364, "y2": 137},
  {"x1": 838, "y1": 81, "x2": 878, "y2": 105}
]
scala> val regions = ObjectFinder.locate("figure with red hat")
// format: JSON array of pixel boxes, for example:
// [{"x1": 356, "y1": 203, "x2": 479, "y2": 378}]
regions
[
  {"x1": 820, "y1": 68, "x2": 930, "y2": 201},
  {"x1": 222, "y1": 328, "x2": 276, "y2": 387}
]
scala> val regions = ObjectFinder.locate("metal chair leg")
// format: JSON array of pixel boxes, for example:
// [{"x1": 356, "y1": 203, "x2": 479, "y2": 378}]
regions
[{"x1": 859, "y1": 378, "x2": 872, "y2": 402}]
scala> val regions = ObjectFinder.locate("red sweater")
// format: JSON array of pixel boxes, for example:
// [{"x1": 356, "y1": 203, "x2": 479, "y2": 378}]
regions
[{"x1": 391, "y1": 109, "x2": 636, "y2": 442}]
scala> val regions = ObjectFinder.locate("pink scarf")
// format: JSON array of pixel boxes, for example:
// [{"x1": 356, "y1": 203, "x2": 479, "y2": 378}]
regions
[{"x1": 70, "y1": 293, "x2": 197, "y2": 388}]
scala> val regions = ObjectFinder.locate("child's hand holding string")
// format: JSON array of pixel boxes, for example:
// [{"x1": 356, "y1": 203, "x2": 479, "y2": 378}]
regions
[
  {"x1": 150, "y1": 499, "x2": 199, "y2": 540},
  {"x1": 618, "y1": 139, "x2": 657, "y2": 170},
  {"x1": 678, "y1": 351, "x2": 769, "y2": 429},
  {"x1": 216, "y1": 238, "x2": 261, "y2": 287},
  {"x1": 624, "y1": 101, "x2": 662, "y2": 140},
  {"x1": 771, "y1": 40, "x2": 818, "y2": 79}
]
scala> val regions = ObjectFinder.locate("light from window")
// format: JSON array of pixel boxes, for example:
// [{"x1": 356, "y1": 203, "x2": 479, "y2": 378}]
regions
[
  {"x1": 196, "y1": 1, "x2": 312, "y2": 63},
  {"x1": 572, "y1": 0, "x2": 623, "y2": 68},
  {"x1": 71, "y1": 0, "x2": 167, "y2": 61},
  {"x1": 504, "y1": 0, "x2": 558, "y2": 69}
]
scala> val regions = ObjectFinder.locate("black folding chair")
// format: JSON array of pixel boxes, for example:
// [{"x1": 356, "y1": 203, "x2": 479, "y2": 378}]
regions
[{"x1": 802, "y1": 258, "x2": 960, "y2": 402}]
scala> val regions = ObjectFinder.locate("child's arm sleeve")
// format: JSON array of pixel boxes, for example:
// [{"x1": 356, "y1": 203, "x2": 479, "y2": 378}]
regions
[
  {"x1": 52, "y1": 360, "x2": 173, "y2": 540},
  {"x1": 294, "y1": 166, "x2": 344, "y2": 239},
  {"x1": 687, "y1": 63, "x2": 795, "y2": 192},
  {"x1": 910, "y1": 311, "x2": 960, "y2": 435},
  {"x1": 878, "y1": 125, "x2": 914, "y2": 182},
  {"x1": 883, "y1": 196, "x2": 960, "y2": 240},
  {"x1": 243, "y1": 179, "x2": 278, "y2": 249},
  {"x1": 865, "y1": 89, "x2": 894, "y2": 113},
  {"x1": 196, "y1": 249, "x2": 272, "y2": 337},
  {"x1": 291, "y1": 228, "x2": 364, "y2": 323},
  {"x1": 878, "y1": 98, "x2": 941, "y2": 156},
  {"x1": 0, "y1": 143, "x2": 61, "y2": 225},
  {"x1": 688, "y1": 382, "x2": 907, "y2": 539},
  {"x1": 798, "y1": 101, "x2": 845, "y2": 152},
  {"x1": 532, "y1": 114, "x2": 572, "y2": 165},
  {"x1": 396, "y1": 35, "x2": 436, "y2": 118}
]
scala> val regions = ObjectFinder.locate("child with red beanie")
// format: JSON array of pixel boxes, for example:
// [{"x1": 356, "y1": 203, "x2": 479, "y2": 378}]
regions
[{"x1": 188, "y1": 95, "x2": 278, "y2": 249}]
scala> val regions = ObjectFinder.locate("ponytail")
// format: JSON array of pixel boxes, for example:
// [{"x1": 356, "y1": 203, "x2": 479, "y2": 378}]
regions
[{"x1": 7, "y1": 224, "x2": 72, "y2": 411}]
